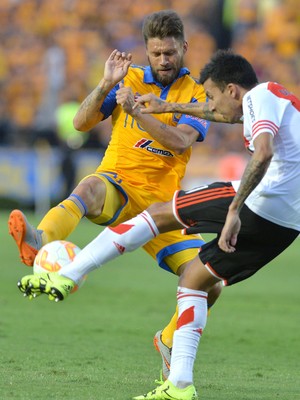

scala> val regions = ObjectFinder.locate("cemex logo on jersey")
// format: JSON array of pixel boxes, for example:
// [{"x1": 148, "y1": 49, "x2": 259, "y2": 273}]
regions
[{"x1": 134, "y1": 139, "x2": 174, "y2": 157}]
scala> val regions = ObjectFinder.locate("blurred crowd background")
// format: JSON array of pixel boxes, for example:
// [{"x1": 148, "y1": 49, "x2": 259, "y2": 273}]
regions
[{"x1": 0, "y1": 0, "x2": 299, "y2": 203}]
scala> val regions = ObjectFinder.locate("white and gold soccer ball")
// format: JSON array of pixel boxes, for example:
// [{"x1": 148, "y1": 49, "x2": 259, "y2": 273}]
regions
[{"x1": 33, "y1": 240, "x2": 86, "y2": 292}]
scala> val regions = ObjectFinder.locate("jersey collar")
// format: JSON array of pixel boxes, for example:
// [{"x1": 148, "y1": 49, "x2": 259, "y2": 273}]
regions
[{"x1": 144, "y1": 66, "x2": 190, "y2": 87}]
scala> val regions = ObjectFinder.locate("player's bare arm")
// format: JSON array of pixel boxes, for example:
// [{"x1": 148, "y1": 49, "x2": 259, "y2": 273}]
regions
[
  {"x1": 134, "y1": 93, "x2": 231, "y2": 123},
  {"x1": 219, "y1": 133, "x2": 274, "y2": 253},
  {"x1": 74, "y1": 50, "x2": 132, "y2": 132},
  {"x1": 117, "y1": 86, "x2": 199, "y2": 154},
  {"x1": 134, "y1": 111, "x2": 198, "y2": 154}
]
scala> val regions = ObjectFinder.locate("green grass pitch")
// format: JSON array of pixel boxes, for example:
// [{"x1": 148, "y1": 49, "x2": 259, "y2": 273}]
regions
[{"x1": 0, "y1": 210, "x2": 299, "y2": 399}]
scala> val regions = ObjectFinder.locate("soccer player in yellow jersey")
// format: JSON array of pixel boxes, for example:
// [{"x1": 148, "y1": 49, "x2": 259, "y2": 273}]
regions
[{"x1": 9, "y1": 10, "x2": 222, "y2": 379}]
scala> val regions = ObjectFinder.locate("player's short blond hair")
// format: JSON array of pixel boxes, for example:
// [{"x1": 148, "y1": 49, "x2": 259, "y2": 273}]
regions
[{"x1": 142, "y1": 10, "x2": 185, "y2": 44}]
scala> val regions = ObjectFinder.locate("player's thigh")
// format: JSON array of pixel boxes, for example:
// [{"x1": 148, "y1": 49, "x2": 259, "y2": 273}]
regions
[
  {"x1": 143, "y1": 230, "x2": 204, "y2": 275},
  {"x1": 179, "y1": 255, "x2": 220, "y2": 292},
  {"x1": 199, "y1": 225, "x2": 299, "y2": 286},
  {"x1": 84, "y1": 172, "x2": 152, "y2": 226}
]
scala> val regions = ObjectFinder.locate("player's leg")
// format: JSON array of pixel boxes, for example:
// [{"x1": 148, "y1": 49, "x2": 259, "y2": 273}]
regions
[
  {"x1": 145, "y1": 236, "x2": 222, "y2": 382},
  {"x1": 156, "y1": 279, "x2": 221, "y2": 346},
  {"x1": 18, "y1": 176, "x2": 129, "y2": 298},
  {"x1": 164, "y1": 266, "x2": 216, "y2": 394},
  {"x1": 134, "y1": 254, "x2": 219, "y2": 399},
  {"x1": 22, "y1": 201, "x2": 178, "y2": 282},
  {"x1": 17, "y1": 193, "x2": 168, "y2": 294},
  {"x1": 8, "y1": 174, "x2": 118, "y2": 266},
  {"x1": 8, "y1": 196, "x2": 88, "y2": 267},
  {"x1": 134, "y1": 255, "x2": 218, "y2": 399},
  {"x1": 68, "y1": 191, "x2": 216, "y2": 276},
  {"x1": 150, "y1": 247, "x2": 202, "y2": 383},
  {"x1": 71, "y1": 197, "x2": 183, "y2": 282}
]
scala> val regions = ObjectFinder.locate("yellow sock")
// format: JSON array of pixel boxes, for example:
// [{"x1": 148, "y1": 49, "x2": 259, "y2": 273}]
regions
[
  {"x1": 161, "y1": 306, "x2": 178, "y2": 348},
  {"x1": 37, "y1": 197, "x2": 85, "y2": 244}
]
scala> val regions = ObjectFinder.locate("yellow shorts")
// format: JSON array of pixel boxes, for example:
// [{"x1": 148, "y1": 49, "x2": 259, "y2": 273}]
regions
[{"x1": 81, "y1": 171, "x2": 205, "y2": 275}]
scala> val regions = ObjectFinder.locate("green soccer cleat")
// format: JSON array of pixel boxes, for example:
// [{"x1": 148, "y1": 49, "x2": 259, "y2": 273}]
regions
[
  {"x1": 8, "y1": 209, "x2": 43, "y2": 266},
  {"x1": 133, "y1": 380, "x2": 198, "y2": 400},
  {"x1": 17, "y1": 272, "x2": 75, "y2": 302},
  {"x1": 153, "y1": 330, "x2": 172, "y2": 381}
]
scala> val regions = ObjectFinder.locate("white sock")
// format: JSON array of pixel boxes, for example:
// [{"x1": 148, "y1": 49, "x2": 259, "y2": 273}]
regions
[
  {"x1": 59, "y1": 211, "x2": 159, "y2": 284},
  {"x1": 169, "y1": 286, "x2": 208, "y2": 388}
]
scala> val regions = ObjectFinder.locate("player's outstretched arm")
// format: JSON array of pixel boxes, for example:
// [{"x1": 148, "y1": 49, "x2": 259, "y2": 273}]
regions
[
  {"x1": 134, "y1": 93, "x2": 234, "y2": 123},
  {"x1": 73, "y1": 50, "x2": 132, "y2": 132}
]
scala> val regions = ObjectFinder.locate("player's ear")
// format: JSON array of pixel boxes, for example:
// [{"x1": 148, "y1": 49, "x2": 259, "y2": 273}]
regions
[
  {"x1": 228, "y1": 83, "x2": 238, "y2": 99},
  {"x1": 183, "y1": 40, "x2": 188, "y2": 54}
]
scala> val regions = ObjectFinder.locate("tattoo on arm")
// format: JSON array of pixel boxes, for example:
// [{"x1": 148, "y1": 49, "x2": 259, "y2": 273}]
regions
[
  {"x1": 233, "y1": 158, "x2": 270, "y2": 211},
  {"x1": 155, "y1": 98, "x2": 165, "y2": 107},
  {"x1": 202, "y1": 108, "x2": 221, "y2": 122},
  {"x1": 79, "y1": 86, "x2": 107, "y2": 113},
  {"x1": 169, "y1": 102, "x2": 228, "y2": 122},
  {"x1": 160, "y1": 122, "x2": 168, "y2": 130}
]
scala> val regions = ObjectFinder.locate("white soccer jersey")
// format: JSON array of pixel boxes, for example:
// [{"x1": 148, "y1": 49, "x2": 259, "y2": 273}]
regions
[{"x1": 242, "y1": 82, "x2": 300, "y2": 231}]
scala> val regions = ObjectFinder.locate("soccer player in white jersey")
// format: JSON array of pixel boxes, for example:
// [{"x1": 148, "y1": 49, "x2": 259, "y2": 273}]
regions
[{"x1": 18, "y1": 50, "x2": 300, "y2": 400}]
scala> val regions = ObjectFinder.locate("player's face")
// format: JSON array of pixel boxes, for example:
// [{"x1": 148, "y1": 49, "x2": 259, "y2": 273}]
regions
[
  {"x1": 146, "y1": 37, "x2": 187, "y2": 87},
  {"x1": 203, "y1": 78, "x2": 243, "y2": 123}
]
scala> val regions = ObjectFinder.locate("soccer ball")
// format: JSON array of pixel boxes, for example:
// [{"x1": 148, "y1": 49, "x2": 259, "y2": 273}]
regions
[{"x1": 33, "y1": 240, "x2": 86, "y2": 292}]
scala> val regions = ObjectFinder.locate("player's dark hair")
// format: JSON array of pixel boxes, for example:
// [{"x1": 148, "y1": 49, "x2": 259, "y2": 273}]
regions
[
  {"x1": 199, "y1": 49, "x2": 258, "y2": 90},
  {"x1": 142, "y1": 10, "x2": 185, "y2": 44}
]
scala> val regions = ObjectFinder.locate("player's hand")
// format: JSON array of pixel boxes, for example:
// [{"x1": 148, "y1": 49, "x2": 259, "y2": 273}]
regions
[
  {"x1": 103, "y1": 49, "x2": 132, "y2": 85},
  {"x1": 133, "y1": 93, "x2": 168, "y2": 114},
  {"x1": 218, "y1": 209, "x2": 241, "y2": 253},
  {"x1": 116, "y1": 82, "x2": 139, "y2": 116}
]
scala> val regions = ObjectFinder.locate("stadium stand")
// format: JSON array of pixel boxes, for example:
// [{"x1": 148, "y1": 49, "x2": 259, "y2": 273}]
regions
[{"x1": 0, "y1": 0, "x2": 299, "y2": 190}]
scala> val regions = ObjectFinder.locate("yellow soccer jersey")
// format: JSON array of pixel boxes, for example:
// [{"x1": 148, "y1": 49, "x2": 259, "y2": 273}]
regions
[{"x1": 98, "y1": 65, "x2": 210, "y2": 200}]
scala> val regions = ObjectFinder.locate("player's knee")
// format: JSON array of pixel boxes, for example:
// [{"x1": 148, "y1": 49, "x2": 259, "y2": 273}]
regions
[
  {"x1": 147, "y1": 201, "x2": 176, "y2": 231},
  {"x1": 73, "y1": 177, "x2": 106, "y2": 217}
]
